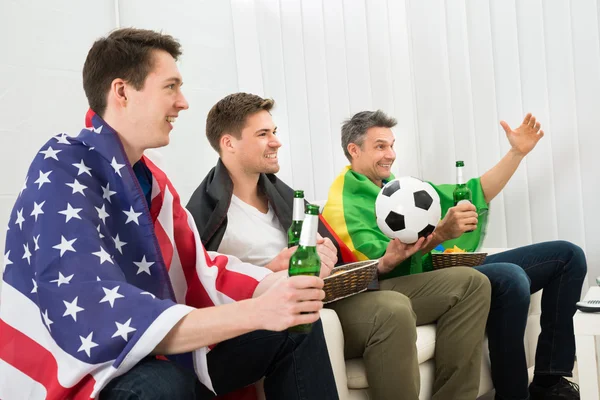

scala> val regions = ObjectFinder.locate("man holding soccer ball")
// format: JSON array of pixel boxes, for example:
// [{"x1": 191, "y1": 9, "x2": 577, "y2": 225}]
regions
[{"x1": 323, "y1": 110, "x2": 586, "y2": 400}]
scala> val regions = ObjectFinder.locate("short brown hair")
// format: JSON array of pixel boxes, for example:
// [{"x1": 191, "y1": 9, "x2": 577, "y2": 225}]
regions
[
  {"x1": 82, "y1": 28, "x2": 182, "y2": 117},
  {"x1": 206, "y1": 93, "x2": 274, "y2": 152}
]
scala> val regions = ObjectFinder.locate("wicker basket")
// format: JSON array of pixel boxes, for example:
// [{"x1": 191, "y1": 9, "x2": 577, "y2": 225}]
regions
[
  {"x1": 323, "y1": 260, "x2": 379, "y2": 304},
  {"x1": 431, "y1": 252, "x2": 487, "y2": 270}
]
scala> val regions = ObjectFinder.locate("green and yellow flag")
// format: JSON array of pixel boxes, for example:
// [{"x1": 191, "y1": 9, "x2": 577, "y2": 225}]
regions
[{"x1": 322, "y1": 166, "x2": 489, "y2": 280}]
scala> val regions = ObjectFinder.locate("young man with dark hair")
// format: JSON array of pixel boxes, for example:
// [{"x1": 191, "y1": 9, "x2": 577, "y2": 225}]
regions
[
  {"x1": 187, "y1": 92, "x2": 493, "y2": 400},
  {"x1": 0, "y1": 29, "x2": 338, "y2": 400}
]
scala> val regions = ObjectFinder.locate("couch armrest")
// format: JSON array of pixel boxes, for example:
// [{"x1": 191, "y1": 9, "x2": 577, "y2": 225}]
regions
[{"x1": 320, "y1": 308, "x2": 350, "y2": 399}]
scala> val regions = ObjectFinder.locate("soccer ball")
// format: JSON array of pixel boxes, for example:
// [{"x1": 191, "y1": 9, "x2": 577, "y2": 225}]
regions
[{"x1": 375, "y1": 177, "x2": 441, "y2": 244}]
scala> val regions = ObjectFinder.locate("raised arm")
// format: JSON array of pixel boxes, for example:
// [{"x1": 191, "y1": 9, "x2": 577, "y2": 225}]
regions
[{"x1": 480, "y1": 113, "x2": 544, "y2": 202}]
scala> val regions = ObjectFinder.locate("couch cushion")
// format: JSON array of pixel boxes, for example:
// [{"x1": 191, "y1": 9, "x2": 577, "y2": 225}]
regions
[{"x1": 345, "y1": 324, "x2": 437, "y2": 389}]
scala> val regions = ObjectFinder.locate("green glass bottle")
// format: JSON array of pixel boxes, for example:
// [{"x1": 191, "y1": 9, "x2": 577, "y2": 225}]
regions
[
  {"x1": 287, "y1": 190, "x2": 304, "y2": 247},
  {"x1": 288, "y1": 203, "x2": 321, "y2": 334},
  {"x1": 453, "y1": 160, "x2": 474, "y2": 233},
  {"x1": 453, "y1": 161, "x2": 473, "y2": 206}
]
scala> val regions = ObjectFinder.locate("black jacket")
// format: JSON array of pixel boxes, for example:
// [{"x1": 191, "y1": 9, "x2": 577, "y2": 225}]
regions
[{"x1": 186, "y1": 159, "x2": 355, "y2": 265}]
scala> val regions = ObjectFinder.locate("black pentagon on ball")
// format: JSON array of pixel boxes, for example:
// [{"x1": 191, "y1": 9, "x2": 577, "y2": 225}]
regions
[
  {"x1": 381, "y1": 180, "x2": 401, "y2": 197},
  {"x1": 413, "y1": 190, "x2": 433, "y2": 210},
  {"x1": 385, "y1": 211, "x2": 405, "y2": 232},
  {"x1": 418, "y1": 224, "x2": 436, "y2": 238}
]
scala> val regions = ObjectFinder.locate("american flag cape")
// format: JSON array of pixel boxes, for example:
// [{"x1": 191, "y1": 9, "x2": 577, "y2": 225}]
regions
[{"x1": 0, "y1": 113, "x2": 271, "y2": 399}]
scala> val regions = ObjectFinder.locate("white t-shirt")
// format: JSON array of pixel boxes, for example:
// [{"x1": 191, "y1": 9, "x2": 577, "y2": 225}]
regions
[{"x1": 217, "y1": 194, "x2": 287, "y2": 267}]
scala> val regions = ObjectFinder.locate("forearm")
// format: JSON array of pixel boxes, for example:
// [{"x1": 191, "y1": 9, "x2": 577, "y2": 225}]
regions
[
  {"x1": 480, "y1": 149, "x2": 524, "y2": 203},
  {"x1": 153, "y1": 299, "x2": 260, "y2": 355},
  {"x1": 252, "y1": 270, "x2": 287, "y2": 297}
]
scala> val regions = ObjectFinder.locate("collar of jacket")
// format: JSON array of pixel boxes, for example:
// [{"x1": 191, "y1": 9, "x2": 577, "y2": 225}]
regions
[{"x1": 187, "y1": 158, "x2": 294, "y2": 250}]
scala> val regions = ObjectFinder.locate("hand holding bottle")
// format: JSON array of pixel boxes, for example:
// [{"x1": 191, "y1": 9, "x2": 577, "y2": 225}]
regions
[
  {"x1": 316, "y1": 234, "x2": 337, "y2": 278},
  {"x1": 433, "y1": 202, "x2": 478, "y2": 242},
  {"x1": 254, "y1": 274, "x2": 325, "y2": 331},
  {"x1": 266, "y1": 246, "x2": 298, "y2": 272}
]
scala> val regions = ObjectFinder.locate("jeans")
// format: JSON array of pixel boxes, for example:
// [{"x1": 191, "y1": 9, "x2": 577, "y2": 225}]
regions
[
  {"x1": 100, "y1": 319, "x2": 339, "y2": 400},
  {"x1": 474, "y1": 240, "x2": 587, "y2": 400}
]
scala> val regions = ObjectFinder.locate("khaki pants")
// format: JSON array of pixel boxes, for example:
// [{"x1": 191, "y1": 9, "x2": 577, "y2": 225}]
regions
[{"x1": 326, "y1": 267, "x2": 491, "y2": 400}]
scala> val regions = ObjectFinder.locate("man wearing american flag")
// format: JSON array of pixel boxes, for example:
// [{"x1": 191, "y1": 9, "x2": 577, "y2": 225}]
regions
[{"x1": 0, "y1": 28, "x2": 338, "y2": 400}]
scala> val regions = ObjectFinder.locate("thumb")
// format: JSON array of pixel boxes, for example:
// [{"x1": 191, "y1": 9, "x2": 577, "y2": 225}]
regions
[{"x1": 500, "y1": 121, "x2": 511, "y2": 135}]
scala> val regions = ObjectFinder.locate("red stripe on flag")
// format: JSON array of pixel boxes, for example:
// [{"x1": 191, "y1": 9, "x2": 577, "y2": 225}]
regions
[
  {"x1": 0, "y1": 319, "x2": 96, "y2": 400},
  {"x1": 144, "y1": 157, "x2": 215, "y2": 309},
  {"x1": 154, "y1": 219, "x2": 174, "y2": 271},
  {"x1": 204, "y1": 252, "x2": 260, "y2": 302}
]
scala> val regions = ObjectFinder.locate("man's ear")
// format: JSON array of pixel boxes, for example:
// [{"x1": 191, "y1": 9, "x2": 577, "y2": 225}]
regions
[
  {"x1": 111, "y1": 78, "x2": 128, "y2": 107},
  {"x1": 220, "y1": 134, "x2": 235, "y2": 154},
  {"x1": 347, "y1": 142, "x2": 360, "y2": 159}
]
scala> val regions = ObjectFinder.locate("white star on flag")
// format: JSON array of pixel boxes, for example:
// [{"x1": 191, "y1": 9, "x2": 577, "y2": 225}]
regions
[
  {"x1": 112, "y1": 318, "x2": 137, "y2": 341},
  {"x1": 92, "y1": 246, "x2": 114, "y2": 265},
  {"x1": 63, "y1": 296, "x2": 84, "y2": 321},
  {"x1": 33, "y1": 234, "x2": 40, "y2": 251},
  {"x1": 123, "y1": 206, "x2": 142, "y2": 225},
  {"x1": 77, "y1": 332, "x2": 99, "y2": 357},
  {"x1": 31, "y1": 279, "x2": 38, "y2": 293},
  {"x1": 134, "y1": 256, "x2": 154, "y2": 275},
  {"x1": 22, "y1": 243, "x2": 32, "y2": 265},
  {"x1": 85, "y1": 125, "x2": 103, "y2": 134},
  {"x1": 34, "y1": 170, "x2": 52, "y2": 189},
  {"x1": 54, "y1": 133, "x2": 71, "y2": 145},
  {"x1": 50, "y1": 271, "x2": 74, "y2": 287},
  {"x1": 112, "y1": 234, "x2": 127, "y2": 254},
  {"x1": 15, "y1": 208, "x2": 25, "y2": 230},
  {"x1": 30, "y1": 201, "x2": 45, "y2": 221},
  {"x1": 72, "y1": 159, "x2": 92, "y2": 176},
  {"x1": 100, "y1": 286, "x2": 124, "y2": 308},
  {"x1": 97, "y1": 224, "x2": 105, "y2": 239},
  {"x1": 102, "y1": 183, "x2": 117, "y2": 203},
  {"x1": 95, "y1": 204, "x2": 110, "y2": 224},
  {"x1": 111, "y1": 157, "x2": 125, "y2": 177},
  {"x1": 52, "y1": 236, "x2": 77, "y2": 257},
  {"x1": 20, "y1": 176, "x2": 28, "y2": 196},
  {"x1": 39, "y1": 146, "x2": 62, "y2": 161},
  {"x1": 58, "y1": 203, "x2": 83, "y2": 223},
  {"x1": 66, "y1": 179, "x2": 88, "y2": 196},
  {"x1": 4, "y1": 250, "x2": 13, "y2": 267},
  {"x1": 42, "y1": 309, "x2": 53, "y2": 331}
]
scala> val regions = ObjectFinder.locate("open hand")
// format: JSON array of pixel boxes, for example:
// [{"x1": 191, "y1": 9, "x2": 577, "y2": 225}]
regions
[{"x1": 500, "y1": 113, "x2": 544, "y2": 157}]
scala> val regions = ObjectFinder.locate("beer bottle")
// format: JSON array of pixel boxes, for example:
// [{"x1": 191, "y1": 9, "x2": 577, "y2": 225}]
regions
[
  {"x1": 453, "y1": 160, "x2": 474, "y2": 233},
  {"x1": 287, "y1": 190, "x2": 304, "y2": 247},
  {"x1": 288, "y1": 203, "x2": 321, "y2": 333},
  {"x1": 453, "y1": 161, "x2": 472, "y2": 206}
]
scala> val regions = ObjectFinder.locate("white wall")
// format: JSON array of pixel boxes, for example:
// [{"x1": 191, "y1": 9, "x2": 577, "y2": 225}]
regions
[{"x1": 1, "y1": 0, "x2": 599, "y2": 286}]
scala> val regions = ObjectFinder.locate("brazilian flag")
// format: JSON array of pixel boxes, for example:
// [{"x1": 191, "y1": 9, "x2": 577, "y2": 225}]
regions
[{"x1": 322, "y1": 166, "x2": 489, "y2": 280}]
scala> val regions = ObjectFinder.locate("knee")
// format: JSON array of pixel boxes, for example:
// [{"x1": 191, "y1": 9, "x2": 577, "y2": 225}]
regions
[
  {"x1": 101, "y1": 359, "x2": 202, "y2": 400},
  {"x1": 486, "y1": 263, "x2": 531, "y2": 304},
  {"x1": 370, "y1": 291, "x2": 416, "y2": 329},
  {"x1": 556, "y1": 240, "x2": 587, "y2": 279},
  {"x1": 445, "y1": 267, "x2": 491, "y2": 301}
]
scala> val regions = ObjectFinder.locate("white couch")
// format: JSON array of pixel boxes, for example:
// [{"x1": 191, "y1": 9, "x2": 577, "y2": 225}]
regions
[
  {"x1": 319, "y1": 248, "x2": 543, "y2": 400},
  {"x1": 258, "y1": 248, "x2": 542, "y2": 400},
  {"x1": 320, "y1": 291, "x2": 542, "y2": 400}
]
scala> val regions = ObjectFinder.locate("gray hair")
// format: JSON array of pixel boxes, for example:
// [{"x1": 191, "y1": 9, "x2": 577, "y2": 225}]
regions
[{"x1": 341, "y1": 110, "x2": 397, "y2": 161}]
